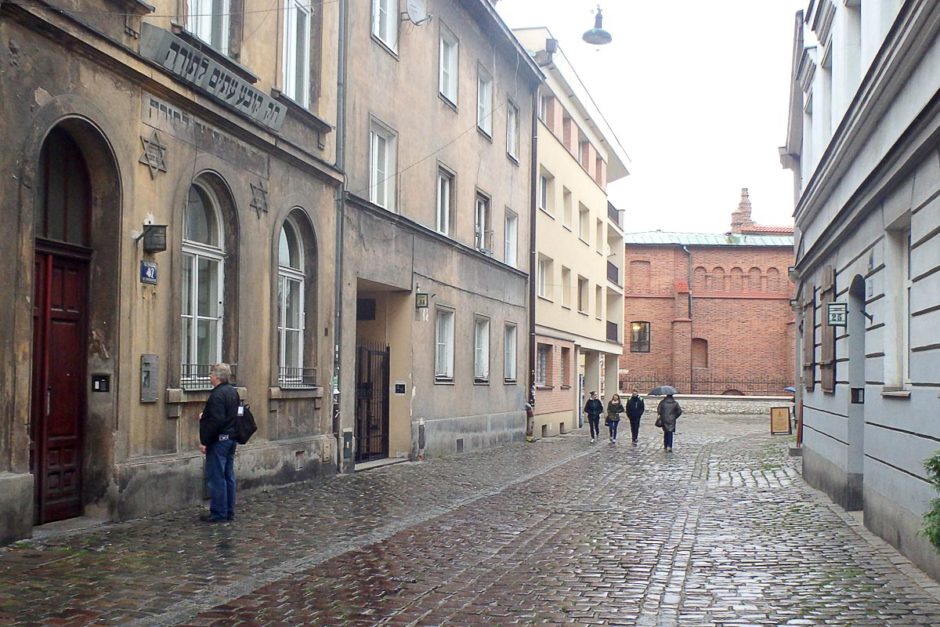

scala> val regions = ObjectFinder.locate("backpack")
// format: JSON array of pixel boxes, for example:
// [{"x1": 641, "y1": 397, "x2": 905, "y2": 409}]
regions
[{"x1": 233, "y1": 401, "x2": 257, "y2": 444}]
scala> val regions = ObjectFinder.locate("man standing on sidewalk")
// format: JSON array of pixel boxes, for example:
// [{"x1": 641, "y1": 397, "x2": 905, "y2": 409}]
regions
[
  {"x1": 584, "y1": 391, "x2": 603, "y2": 443},
  {"x1": 199, "y1": 363, "x2": 239, "y2": 523}
]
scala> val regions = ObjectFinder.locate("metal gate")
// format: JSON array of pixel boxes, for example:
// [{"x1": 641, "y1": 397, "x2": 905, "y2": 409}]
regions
[{"x1": 355, "y1": 343, "x2": 389, "y2": 463}]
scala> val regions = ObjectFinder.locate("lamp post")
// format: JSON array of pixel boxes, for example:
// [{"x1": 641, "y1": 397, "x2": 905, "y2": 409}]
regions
[{"x1": 582, "y1": 5, "x2": 612, "y2": 46}]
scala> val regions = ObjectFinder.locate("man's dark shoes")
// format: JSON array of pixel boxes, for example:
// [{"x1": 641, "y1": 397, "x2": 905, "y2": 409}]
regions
[{"x1": 199, "y1": 514, "x2": 227, "y2": 523}]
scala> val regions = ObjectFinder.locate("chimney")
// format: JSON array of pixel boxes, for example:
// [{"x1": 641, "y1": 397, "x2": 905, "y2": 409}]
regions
[{"x1": 730, "y1": 188, "x2": 754, "y2": 233}]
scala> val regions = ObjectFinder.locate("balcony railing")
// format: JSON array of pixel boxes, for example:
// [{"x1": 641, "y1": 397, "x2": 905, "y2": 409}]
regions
[
  {"x1": 607, "y1": 261, "x2": 620, "y2": 286},
  {"x1": 607, "y1": 204, "x2": 622, "y2": 228},
  {"x1": 278, "y1": 367, "x2": 318, "y2": 389},
  {"x1": 180, "y1": 363, "x2": 238, "y2": 391},
  {"x1": 606, "y1": 321, "x2": 619, "y2": 342}
]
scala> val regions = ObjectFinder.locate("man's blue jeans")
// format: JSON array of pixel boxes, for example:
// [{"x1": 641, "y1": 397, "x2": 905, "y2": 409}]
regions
[{"x1": 206, "y1": 438, "x2": 236, "y2": 520}]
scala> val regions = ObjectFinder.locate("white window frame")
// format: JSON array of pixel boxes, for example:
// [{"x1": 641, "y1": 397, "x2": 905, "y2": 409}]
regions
[
  {"x1": 577, "y1": 276, "x2": 588, "y2": 313},
  {"x1": 506, "y1": 100, "x2": 519, "y2": 159},
  {"x1": 504, "y1": 210, "x2": 518, "y2": 267},
  {"x1": 188, "y1": 0, "x2": 230, "y2": 53},
  {"x1": 283, "y1": 0, "x2": 312, "y2": 107},
  {"x1": 504, "y1": 323, "x2": 517, "y2": 382},
  {"x1": 474, "y1": 194, "x2": 491, "y2": 252},
  {"x1": 538, "y1": 255, "x2": 552, "y2": 300},
  {"x1": 561, "y1": 267, "x2": 572, "y2": 309},
  {"x1": 579, "y1": 204, "x2": 590, "y2": 242},
  {"x1": 536, "y1": 343, "x2": 551, "y2": 387},
  {"x1": 439, "y1": 25, "x2": 458, "y2": 104},
  {"x1": 435, "y1": 308, "x2": 455, "y2": 381},
  {"x1": 539, "y1": 173, "x2": 551, "y2": 213},
  {"x1": 436, "y1": 168, "x2": 454, "y2": 235},
  {"x1": 369, "y1": 120, "x2": 396, "y2": 211},
  {"x1": 277, "y1": 218, "x2": 306, "y2": 386},
  {"x1": 477, "y1": 68, "x2": 493, "y2": 135},
  {"x1": 181, "y1": 183, "x2": 225, "y2": 388},
  {"x1": 371, "y1": 0, "x2": 398, "y2": 51},
  {"x1": 473, "y1": 316, "x2": 490, "y2": 383}
]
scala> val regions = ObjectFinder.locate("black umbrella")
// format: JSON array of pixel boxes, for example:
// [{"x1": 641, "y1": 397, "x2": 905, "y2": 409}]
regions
[{"x1": 649, "y1": 385, "x2": 678, "y2": 396}]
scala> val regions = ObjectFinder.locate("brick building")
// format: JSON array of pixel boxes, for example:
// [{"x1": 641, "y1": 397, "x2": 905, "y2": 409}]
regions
[{"x1": 620, "y1": 190, "x2": 795, "y2": 395}]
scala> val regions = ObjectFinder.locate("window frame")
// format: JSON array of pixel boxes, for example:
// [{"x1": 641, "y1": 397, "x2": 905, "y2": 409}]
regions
[
  {"x1": 277, "y1": 217, "x2": 307, "y2": 387},
  {"x1": 537, "y1": 255, "x2": 552, "y2": 300},
  {"x1": 439, "y1": 24, "x2": 459, "y2": 105},
  {"x1": 536, "y1": 343, "x2": 552, "y2": 388},
  {"x1": 630, "y1": 321, "x2": 651, "y2": 353},
  {"x1": 473, "y1": 316, "x2": 490, "y2": 383},
  {"x1": 435, "y1": 307, "x2": 455, "y2": 382},
  {"x1": 188, "y1": 0, "x2": 230, "y2": 54},
  {"x1": 369, "y1": 119, "x2": 397, "y2": 211},
  {"x1": 371, "y1": 0, "x2": 398, "y2": 52},
  {"x1": 506, "y1": 100, "x2": 520, "y2": 160},
  {"x1": 436, "y1": 167, "x2": 455, "y2": 236},
  {"x1": 504, "y1": 323, "x2": 517, "y2": 383},
  {"x1": 477, "y1": 66, "x2": 493, "y2": 136},
  {"x1": 504, "y1": 209, "x2": 518, "y2": 267},
  {"x1": 474, "y1": 193, "x2": 492, "y2": 253}
]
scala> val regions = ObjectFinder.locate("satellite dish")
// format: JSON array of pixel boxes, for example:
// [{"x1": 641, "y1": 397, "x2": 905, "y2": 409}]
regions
[{"x1": 404, "y1": 0, "x2": 430, "y2": 25}]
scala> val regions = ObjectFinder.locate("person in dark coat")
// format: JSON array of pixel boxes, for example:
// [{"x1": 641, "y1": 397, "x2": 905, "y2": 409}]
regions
[
  {"x1": 657, "y1": 394, "x2": 682, "y2": 452},
  {"x1": 625, "y1": 388, "x2": 646, "y2": 445},
  {"x1": 606, "y1": 393, "x2": 625, "y2": 443},
  {"x1": 584, "y1": 391, "x2": 603, "y2": 443},
  {"x1": 199, "y1": 362, "x2": 239, "y2": 522}
]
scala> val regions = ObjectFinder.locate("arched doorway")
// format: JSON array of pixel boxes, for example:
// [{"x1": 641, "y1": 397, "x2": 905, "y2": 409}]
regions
[
  {"x1": 846, "y1": 274, "x2": 867, "y2": 510},
  {"x1": 30, "y1": 127, "x2": 92, "y2": 524}
]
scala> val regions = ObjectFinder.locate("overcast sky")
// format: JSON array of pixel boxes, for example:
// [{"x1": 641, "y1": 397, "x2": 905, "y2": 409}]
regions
[{"x1": 495, "y1": 0, "x2": 807, "y2": 234}]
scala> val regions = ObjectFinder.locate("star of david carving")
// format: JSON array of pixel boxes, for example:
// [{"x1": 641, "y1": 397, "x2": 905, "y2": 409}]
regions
[
  {"x1": 138, "y1": 130, "x2": 168, "y2": 179},
  {"x1": 250, "y1": 179, "x2": 269, "y2": 219}
]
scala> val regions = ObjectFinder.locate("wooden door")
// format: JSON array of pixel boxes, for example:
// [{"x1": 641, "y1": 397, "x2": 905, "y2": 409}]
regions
[{"x1": 31, "y1": 251, "x2": 87, "y2": 524}]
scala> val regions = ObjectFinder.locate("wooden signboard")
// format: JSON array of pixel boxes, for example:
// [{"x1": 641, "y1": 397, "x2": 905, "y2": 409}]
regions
[{"x1": 771, "y1": 406, "x2": 792, "y2": 435}]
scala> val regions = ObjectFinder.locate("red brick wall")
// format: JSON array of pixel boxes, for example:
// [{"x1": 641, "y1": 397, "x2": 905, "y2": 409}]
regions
[
  {"x1": 620, "y1": 243, "x2": 795, "y2": 395},
  {"x1": 534, "y1": 335, "x2": 577, "y2": 416}
]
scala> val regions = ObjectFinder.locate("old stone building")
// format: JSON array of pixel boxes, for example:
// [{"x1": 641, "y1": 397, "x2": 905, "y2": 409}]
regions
[
  {"x1": 334, "y1": 1, "x2": 540, "y2": 466},
  {"x1": 0, "y1": 0, "x2": 340, "y2": 542},
  {"x1": 620, "y1": 190, "x2": 795, "y2": 396},
  {"x1": 781, "y1": 0, "x2": 940, "y2": 580}
]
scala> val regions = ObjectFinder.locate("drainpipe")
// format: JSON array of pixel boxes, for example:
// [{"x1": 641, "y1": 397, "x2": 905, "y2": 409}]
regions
[
  {"x1": 332, "y1": 0, "x2": 348, "y2": 472},
  {"x1": 681, "y1": 245, "x2": 692, "y2": 391},
  {"x1": 527, "y1": 85, "x2": 540, "y2": 415}
]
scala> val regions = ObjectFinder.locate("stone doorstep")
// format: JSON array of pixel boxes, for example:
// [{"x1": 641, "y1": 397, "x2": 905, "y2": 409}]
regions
[
  {"x1": 354, "y1": 457, "x2": 410, "y2": 472},
  {"x1": 31, "y1": 516, "x2": 111, "y2": 542}
]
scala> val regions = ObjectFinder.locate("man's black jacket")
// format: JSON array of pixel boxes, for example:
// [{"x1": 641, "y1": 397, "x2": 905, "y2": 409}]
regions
[
  {"x1": 583, "y1": 398, "x2": 603, "y2": 418},
  {"x1": 199, "y1": 382, "x2": 239, "y2": 446},
  {"x1": 626, "y1": 395, "x2": 645, "y2": 419}
]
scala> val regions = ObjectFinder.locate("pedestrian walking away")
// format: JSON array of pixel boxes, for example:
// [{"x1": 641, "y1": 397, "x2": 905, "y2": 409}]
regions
[
  {"x1": 198, "y1": 362, "x2": 239, "y2": 523},
  {"x1": 656, "y1": 393, "x2": 682, "y2": 452},
  {"x1": 606, "y1": 393, "x2": 625, "y2": 443},
  {"x1": 626, "y1": 388, "x2": 645, "y2": 445},
  {"x1": 584, "y1": 391, "x2": 603, "y2": 443}
]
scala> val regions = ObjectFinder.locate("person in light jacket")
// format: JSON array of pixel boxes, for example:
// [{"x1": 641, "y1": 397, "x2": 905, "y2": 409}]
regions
[
  {"x1": 657, "y1": 394, "x2": 682, "y2": 452},
  {"x1": 625, "y1": 388, "x2": 645, "y2": 445},
  {"x1": 584, "y1": 391, "x2": 603, "y2": 443}
]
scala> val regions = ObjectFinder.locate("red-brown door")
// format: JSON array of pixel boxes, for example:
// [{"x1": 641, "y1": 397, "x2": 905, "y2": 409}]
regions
[{"x1": 31, "y1": 251, "x2": 87, "y2": 524}]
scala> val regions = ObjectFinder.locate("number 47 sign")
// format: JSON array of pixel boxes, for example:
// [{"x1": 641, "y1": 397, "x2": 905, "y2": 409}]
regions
[{"x1": 827, "y1": 302, "x2": 847, "y2": 326}]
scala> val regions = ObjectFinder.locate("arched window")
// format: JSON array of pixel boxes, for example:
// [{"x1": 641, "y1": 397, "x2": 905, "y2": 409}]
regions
[
  {"x1": 748, "y1": 267, "x2": 762, "y2": 291},
  {"x1": 767, "y1": 267, "x2": 781, "y2": 291},
  {"x1": 181, "y1": 182, "x2": 224, "y2": 387},
  {"x1": 36, "y1": 128, "x2": 90, "y2": 246},
  {"x1": 730, "y1": 267, "x2": 744, "y2": 292},
  {"x1": 278, "y1": 217, "x2": 306, "y2": 385},
  {"x1": 693, "y1": 266, "x2": 707, "y2": 291},
  {"x1": 710, "y1": 267, "x2": 726, "y2": 291}
]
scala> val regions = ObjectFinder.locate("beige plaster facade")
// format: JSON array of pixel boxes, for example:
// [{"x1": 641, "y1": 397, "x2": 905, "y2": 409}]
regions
[
  {"x1": 336, "y1": 1, "x2": 541, "y2": 465},
  {"x1": 513, "y1": 28, "x2": 629, "y2": 438},
  {"x1": 0, "y1": 0, "x2": 340, "y2": 542}
]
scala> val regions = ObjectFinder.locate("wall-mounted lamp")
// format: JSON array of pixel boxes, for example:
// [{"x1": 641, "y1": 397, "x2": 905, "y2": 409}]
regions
[
  {"x1": 582, "y1": 5, "x2": 612, "y2": 46},
  {"x1": 136, "y1": 224, "x2": 168, "y2": 253}
]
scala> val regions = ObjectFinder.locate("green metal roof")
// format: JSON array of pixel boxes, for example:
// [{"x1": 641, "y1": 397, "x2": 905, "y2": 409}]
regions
[{"x1": 623, "y1": 231, "x2": 793, "y2": 247}]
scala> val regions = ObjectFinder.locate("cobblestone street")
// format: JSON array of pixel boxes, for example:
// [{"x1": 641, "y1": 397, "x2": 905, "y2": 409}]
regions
[{"x1": 3, "y1": 414, "x2": 940, "y2": 626}]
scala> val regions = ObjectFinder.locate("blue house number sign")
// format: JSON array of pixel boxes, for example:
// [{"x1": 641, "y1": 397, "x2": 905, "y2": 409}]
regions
[{"x1": 140, "y1": 260, "x2": 158, "y2": 285}]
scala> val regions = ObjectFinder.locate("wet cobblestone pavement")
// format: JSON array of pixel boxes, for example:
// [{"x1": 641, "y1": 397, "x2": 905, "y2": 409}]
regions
[{"x1": 4, "y1": 414, "x2": 940, "y2": 625}]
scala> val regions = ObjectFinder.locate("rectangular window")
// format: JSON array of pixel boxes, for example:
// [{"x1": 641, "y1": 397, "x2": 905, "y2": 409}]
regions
[
  {"x1": 372, "y1": 0, "x2": 398, "y2": 51},
  {"x1": 474, "y1": 194, "x2": 492, "y2": 252},
  {"x1": 578, "y1": 204, "x2": 590, "y2": 242},
  {"x1": 562, "y1": 188, "x2": 572, "y2": 228},
  {"x1": 539, "y1": 170, "x2": 553, "y2": 213},
  {"x1": 561, "y1": 267, "x2": 572, "y2": 308},
  {"x1": 630, "y1": 321, "x2": 650, "y2": 353},
  {"x1": 504, "y1": 210, "x2": 518, "y2": 267},
  {"x1": 189, "y1": 0, "x2": 230, "y2": 53},
  {"x1": 538, "y1": 94, "x2": 549, "y2": 121},
  {"x1": 536, "y1": 343, "x2": 552, "y2": 387},
  {"x1": 477, "y1": 69, "x2": 492, "y2": 135},
  {"x1": 595, "y1": 219, "x2": 603, "y2": 253},
  {"x1": 369, "y1": 121, "x2": 396, "y2": 210},
  {"x1": 283, "y1": 0, "x2": 312, "y2": 107},
  {"x1": 506, "y1": 101, "x2": 520, "y2": 159},
  {"x1": 560, "y1": 346, "x2": 571, "y2": 387},
  {"x1": 474, "y1": 317, "x2": 490, "y2": 382},
  {"x1": 435, "y1": 308, "x2": 455, "y2": 381},
  {"x1": 436, "y1": 168, "x2": 454, "y2": 235},
  {"x1": 886, "y1": 228, "x2": 912, "y2": 387},
  {"x1": 820, "y1": 265, "x2": 836, "y2": 393},
  {"x1": 595, "y1": 285, "x2": 603, "y2": 319},
  {"x1": 577, "y1": 276, "x2": 588, "y2": 313},
  {"x1": 439, "y1": 26, "x2": 458, "y2": 104},
  {"x1": 504, "y1": 323, "x2": 517, "y2": 382},
  {"x1": 538, "y1": 255, "x2": 552, "y2": 299},
  {"x1": 181, "y1": 252, "x2": 223, "y2": 388},
  {"x1": 802, "y1": 285, "x2": 816, "y2": 392}
]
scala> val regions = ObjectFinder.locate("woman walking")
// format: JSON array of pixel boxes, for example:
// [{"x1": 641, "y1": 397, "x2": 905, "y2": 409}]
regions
[
  {"x1": 606, "y1": 393, "x2": 625, "y2": 443},
  {"x1": 584, "y1": 391, "x2": 603, "y2": 443},
  {"x1": 657, "y1": 393, "x2": 682, "y2": 452},
  {"x1": 625, "y1": 388, "x2": 645, "y2": 445}
]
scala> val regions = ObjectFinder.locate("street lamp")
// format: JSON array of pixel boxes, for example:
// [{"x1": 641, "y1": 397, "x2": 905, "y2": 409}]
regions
[{"x1": 582, "y1": 5, "x2": 612, "y2": 46}]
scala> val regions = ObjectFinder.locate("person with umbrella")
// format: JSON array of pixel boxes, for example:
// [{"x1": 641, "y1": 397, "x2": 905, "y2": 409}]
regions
[
  {"x1": 652, "y1": 386, "x2": 682, "y2": 452},
  {"x1": 625, "y1": 388, "x2": 645, "y2": 445},
  {"x1": 584, "y1": 391, "x2": 603, "y2": 443}
]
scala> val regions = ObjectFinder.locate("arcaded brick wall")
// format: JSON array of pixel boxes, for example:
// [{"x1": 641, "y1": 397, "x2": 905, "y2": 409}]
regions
[{"x1": 620, "y1": 243, "x2": 795, "y2": 394}]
